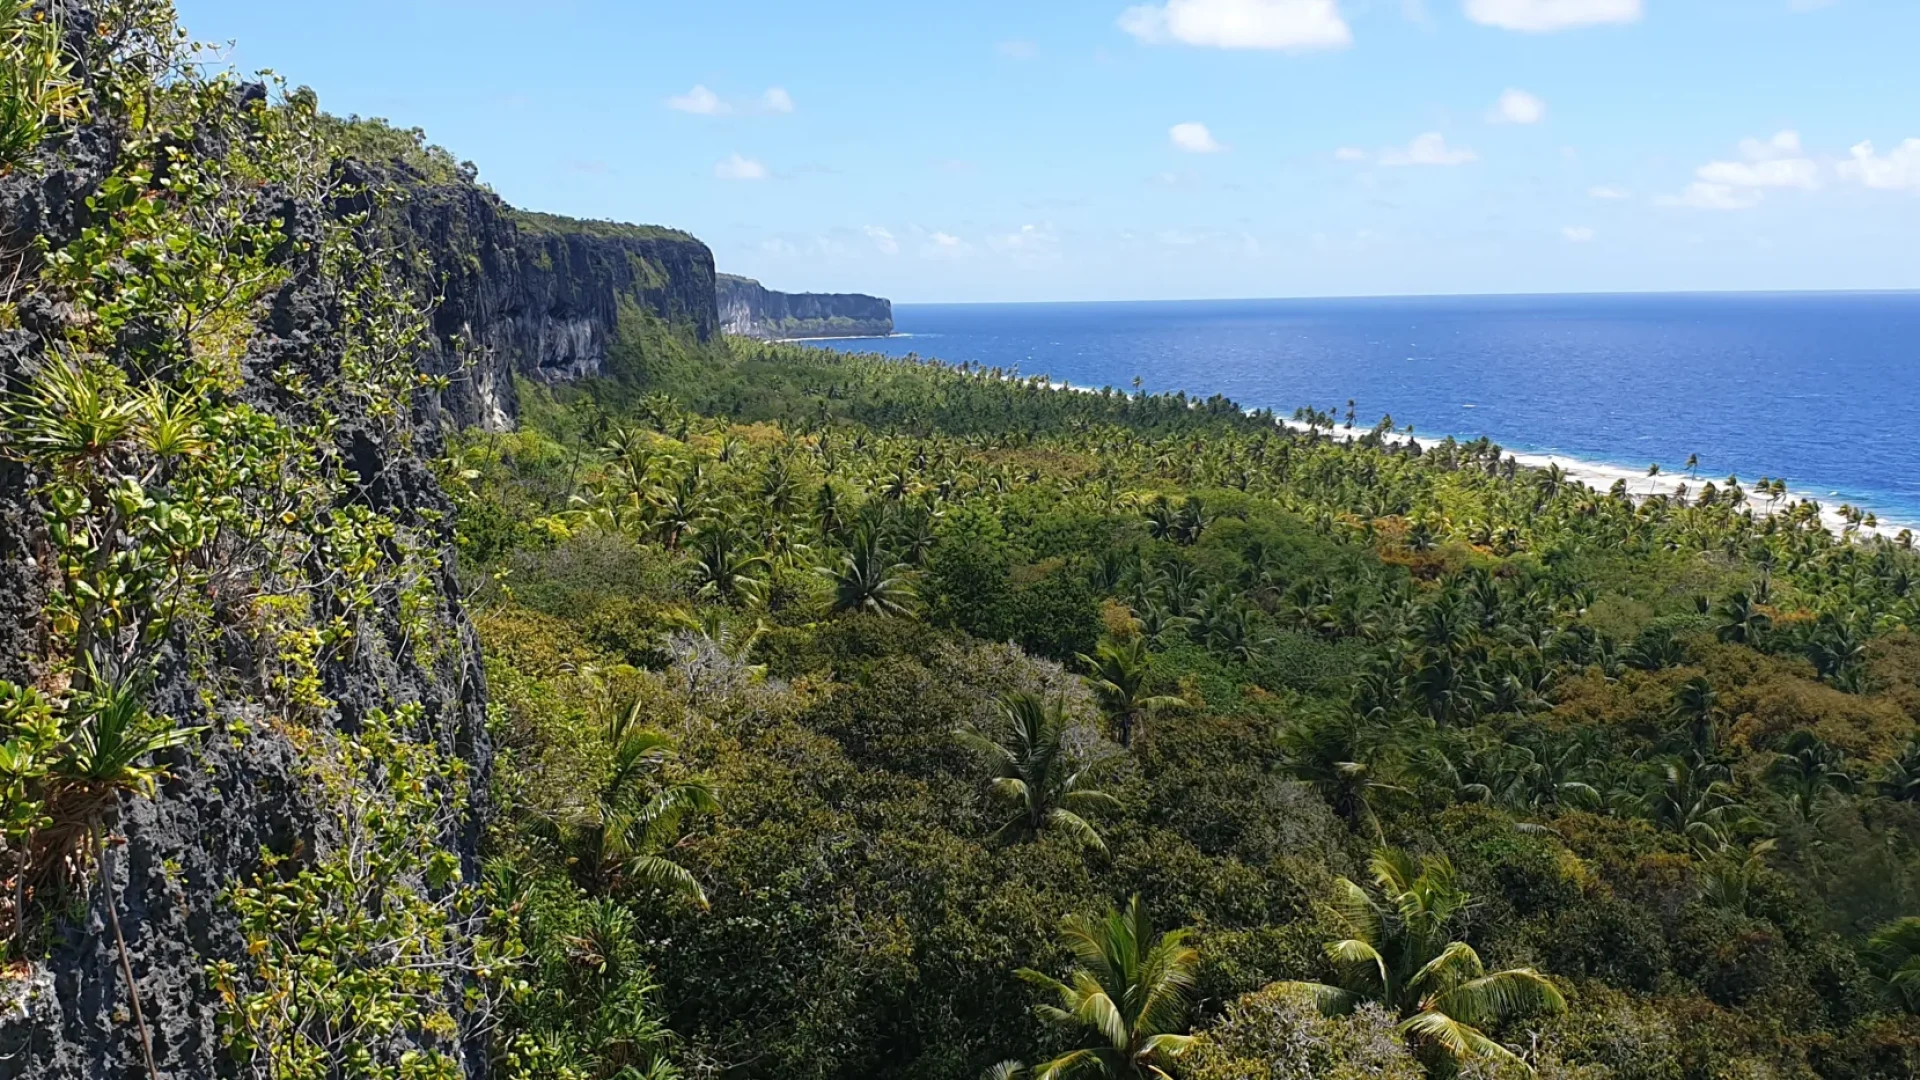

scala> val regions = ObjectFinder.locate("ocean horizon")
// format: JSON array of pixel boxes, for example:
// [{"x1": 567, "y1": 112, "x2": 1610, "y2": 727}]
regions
[{"x1": 826, "y1": 291, "x2": 1920, "y2": 531}]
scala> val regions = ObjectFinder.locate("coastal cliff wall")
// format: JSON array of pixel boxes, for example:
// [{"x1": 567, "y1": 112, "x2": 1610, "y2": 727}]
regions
[
  {"x1": 374, "y1": 169, "x2": 718, "y2": 430},
  {"x1": 0, "y1": 26, "x2": 493, "y2": 1078},
  {"x1": 717, "y1": 273, "x2": 893, "y2": 340}
]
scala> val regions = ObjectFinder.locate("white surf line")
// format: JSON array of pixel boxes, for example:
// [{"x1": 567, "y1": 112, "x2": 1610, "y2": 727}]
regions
[
  {"x1": 845, "y1": 359, "x2": 1915, "y2": 542},
  {"x1": 1277, "y1": 418, "x2": 1913, "y2": 541}
]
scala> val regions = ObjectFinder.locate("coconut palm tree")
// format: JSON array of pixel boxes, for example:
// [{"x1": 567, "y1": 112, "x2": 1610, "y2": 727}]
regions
[
  {"x1": 541, "y1": 698, "x2": 718, "y2": 905},
  {"x1": 1715, "y1": 591, "x2": 1772, "y2": 646},
  {"x1": 1876, "y1": 740, "x2": 1920, "y2": 804},
  {"x1": 1766, "y1": 731, "x2": 1854, "y2": 824},
  {"x1": 1638, "y1": 759, "x2": 1748, "y2": 846},
  {"x1": 1869, "y1": 917, "x2": 1920, "y2": 1013},
  {"x1": 954, "y1": 694, "x2": 1118, "y2": 852},
  {"x1": 822, "y1": 528, "x2": 916, "y2": 616},
  {"x1": 691, "y1": 522, "x2": 769, "y2": 603},
  {"x1": 1272, "y1": 849, "x2": 1565, "y2": 1071},
  {"x1": 1004, "y1": 896, "x2": 1199, "y2": 1080},
  {"x1": 1077, "y1": 637, "x2": 1184, "y2": 749},
  {"x1": 1669, "y1": 677, "x2": 1722, "y2": 762}
]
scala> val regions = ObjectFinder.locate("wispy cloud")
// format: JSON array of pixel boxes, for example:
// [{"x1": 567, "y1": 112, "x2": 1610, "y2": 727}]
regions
[
  {"x1": 1378, "y1": 132, "x2": 1478, "y2": 166},
  {"x1": 997, "y1": 38, "x2": 1039, "y2": 58},
  {"x1": 1464, "y1": 0, "x2": 1643, "y2": 32},
  {"x1": 1588, "y1": 184, "x2": 1631, "y2": 199},
  {"x1": 667, "y1": 85, "x2": 797, "y2": 116},
  {"x1": 1562, "y1": 225, "x2": 1596, "y2": 242},
  {"x1": 1488, "y1": 88, "x2": 1547, "y2": 125},
  {"x1": 667, "y1": 85, "x2": 726, "y2": 115},
  {"x1": 715, "y1": 154, "x2": 769, "y2": 181},
  {"x1": 864, "y1": 226, "x2": 900, "y2": 255},
  {"x1": 1839, "y1": 138, "x2": 1920, "y2": 191},
  {"x1": 1119, "y1": 0, "x2": 1352, "y2": 51},
  {"x1": 1170, "y1": 122, "x2": 1227, "y2": 153},
  {"x1": 924, "y1": 231, "x2": 971, "y2": 258},
  {"x1": 1660, "y1": 131, "x2": 1817, "y2": 210}
]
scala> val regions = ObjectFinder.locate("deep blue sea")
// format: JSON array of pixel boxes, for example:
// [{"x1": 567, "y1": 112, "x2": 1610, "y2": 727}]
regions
[{"x1": 830, "y1": 293, "x2": 1920, "y2": 528}]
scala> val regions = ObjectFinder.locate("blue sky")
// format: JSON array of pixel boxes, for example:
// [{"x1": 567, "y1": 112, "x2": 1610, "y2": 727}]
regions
[{"x1": 177, "y1": 0, "x2": 1919, "y2": 303}]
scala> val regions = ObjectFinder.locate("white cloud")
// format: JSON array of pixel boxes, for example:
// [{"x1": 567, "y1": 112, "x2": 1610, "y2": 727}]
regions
[
  {"x1": 991, "y1": 223, "x2": 1061, "y2": 256},
  {"x1": 667, "y1": 85, "x2": 727, "y2": 115},
  {"x1": 1695, "y1": 156, "x2": 1818, "y2": 189},
  {"x1": 1839, "y1": 138, "x2": 1920, "y2": 191},
  {"x1": 1488, "y1": 88, "x2": 1547, "y2": 125},
  {"x1": 1119, "y1": 0, "x2": 1353, "y2": 51},
  {"x1": 715, "y1": 154, "x2": 768, "y2": 181},
  {"x1": 1170, "y1": 122, "x2": 1227, "y2": 153},
  {"x1": 1562, "y1": 225, "x2": 1595, "y2": 242},
  {"x1": 997, "y1": 38, "x2": 1039, "y2": 58},
  {"x1": 1660, "y1": 130, "x2": 1817, "y2": 209},
  {"x1": 864, "y1": 226, "x2": 900, "y2": 255},
  {"x1": 669, "y1": 85, "x2": 796, "y2": 116},
  {"x1": 1378, "y1": 132, "x2": 1477, "y2": 166},
  {"x1": 1661, "y1": 183, "x2": 1763, "y2": 211},
  {"x1": 1464, "y1": 0, "x2": 1642, "y2": 32},
  {"x1": 1588, "y1": 184, "x2": 1631, "y2": 199},
  {"x1": 1334, "y1": 146, "x2": 1369, "y2": 161},
  {"x1": 924, "y1": 231, "x2": 971, "y2": 258}
]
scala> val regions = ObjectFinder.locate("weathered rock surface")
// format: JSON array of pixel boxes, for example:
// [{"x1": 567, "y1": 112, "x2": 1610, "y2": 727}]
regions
[
  {"x1": 0, "y1": 66, "x2": 490, "y2": 1080},
  {"x1": 717, "y1": 273, "x2": 893, "y2": 340},
  {"x1": 374, "y1": 171, "x2": 719, "y2": 430}
]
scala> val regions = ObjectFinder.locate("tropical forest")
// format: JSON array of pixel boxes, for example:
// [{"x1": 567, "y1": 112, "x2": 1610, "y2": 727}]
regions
[{"x1": 5, "y1": 4, "x2": 1920, "y2": 1080}]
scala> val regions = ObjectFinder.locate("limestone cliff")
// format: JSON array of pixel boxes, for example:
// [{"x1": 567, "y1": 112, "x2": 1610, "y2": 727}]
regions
[
  {"x1": 0, "y1": 20, "x2": 492, "y2": 1077},
  {"x1": 369, "y1": 166, "x2": 718, "y2": 430},
  {"x1": 717, "y1": 273, "x2": 893, "y2": 340}
]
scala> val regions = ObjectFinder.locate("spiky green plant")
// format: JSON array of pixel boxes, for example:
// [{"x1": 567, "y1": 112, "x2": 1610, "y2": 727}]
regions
[
  {"x1": 1273, "y1": 849, "x2": 1565, "y2": 1071},
  {"x1": 955, "y1": 693, "x2": 1118, "y2": 852},
  {"x1": 1005, "y1": 896, "x2": 1199, "y2": 1080}
]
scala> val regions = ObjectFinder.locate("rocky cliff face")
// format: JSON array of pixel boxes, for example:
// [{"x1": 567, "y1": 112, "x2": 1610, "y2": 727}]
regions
[
  {"x1": 717, "y1": 273, "x2": 893, "y2": 340},
  {"x1": 379, "y1": 178, "x2": 719, "y2": 431},
  {"x1": 0, "y1": 27, "x2": 491, "y2": 1080}
]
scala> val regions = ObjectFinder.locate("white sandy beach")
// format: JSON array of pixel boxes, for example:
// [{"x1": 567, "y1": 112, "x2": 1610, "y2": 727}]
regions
[
  {"x1": 1267, "y1": 416, "x2": 1911, "y2": 541},
  {"x1": 968, "y1": 373, "x2": 1913, "y2": 544}
]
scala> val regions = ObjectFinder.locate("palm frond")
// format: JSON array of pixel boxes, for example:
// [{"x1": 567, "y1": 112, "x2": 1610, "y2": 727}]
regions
[
  {"x1": 624, "y1": 854, "x2": 709, "y2": 910},
  {"x1": 1070, "y1": 987, "x2": 1130, "y2": 1052},
  {"x1": 1399, "y1": 1010, "x2": 1525, "y2": 1066},
  {"x1": 1325, "y1": 938, "x2": 1389, "y2": 995},
  {"x1": 1407, "y1": 940, "x2": 1485, "y2": 997},
  {"x1": 1428, "y1": 968, "x2": 1566, "y2": 1029},
  {"x1": 1029, "y1": 1049, "x2": 1102, "y2": 1080},
  {"x1": 1045, "y1": 809, "x2": 1109, "y2": 854}
]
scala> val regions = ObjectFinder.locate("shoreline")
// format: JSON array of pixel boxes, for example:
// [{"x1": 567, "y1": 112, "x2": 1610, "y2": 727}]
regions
[
  {"x1": 767, "y1": 332, "x2": 913, "y2": 345},
  {"x1": 1033, "y1": 374, "x2": 1916, "y2": 541},
  {"x1": 815, "y1": 343, "x2": 1918, "y2": 544},
  {"x1": 1266, "y1": 417, "x2": 1914, "y2": 541}
]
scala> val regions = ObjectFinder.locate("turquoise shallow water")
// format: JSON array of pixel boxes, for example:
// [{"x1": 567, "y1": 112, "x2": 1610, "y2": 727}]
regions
[{"x1": 831, "y1": 292, "x2": 1920, "y2": 527}]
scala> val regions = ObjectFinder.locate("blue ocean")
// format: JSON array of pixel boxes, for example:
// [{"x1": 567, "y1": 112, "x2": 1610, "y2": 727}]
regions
[{"x1": 832, "y1": 292, "x2": 1920, "y2": 528}]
